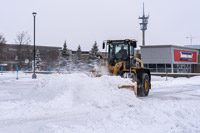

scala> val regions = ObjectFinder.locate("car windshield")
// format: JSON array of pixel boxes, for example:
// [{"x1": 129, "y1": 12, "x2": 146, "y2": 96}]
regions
[{"x1": 109, "y1": 41, "x2": 128, "y2": 60}]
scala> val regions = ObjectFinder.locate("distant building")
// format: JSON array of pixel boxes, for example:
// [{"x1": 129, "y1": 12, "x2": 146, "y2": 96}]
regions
[
  {"x1": 141, "y1": 45, "x2": 200, "y2": 73},
  {"x1": 0, "y1": 44, "x2": 107, "y2": 71},
  {"x1": 0, "y1": 44, "x2": 62, "y2": 71}
]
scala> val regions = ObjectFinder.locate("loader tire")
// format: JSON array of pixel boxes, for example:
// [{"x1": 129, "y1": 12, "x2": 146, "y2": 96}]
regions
[{"x1": 137, "y1": 73, "x2": 150, "y2": 97}]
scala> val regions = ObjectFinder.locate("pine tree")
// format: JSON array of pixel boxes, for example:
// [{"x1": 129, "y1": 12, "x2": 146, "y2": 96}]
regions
[
  {"x1": 74, "y1": 45, "x2": 83, "y2": 71},
  {"x1": 88, "y1": 41, "x2": 100, "y2": 70},
  {"x1": 74, "y1": 45, "x2": 82, "y2": 64},
  {"x1": 59, "y1": 41, "x2": 72, "y2": 71},
  {"x1": 62, "y1": 41, "x2": 70, "y2": 57},
  {"x1": 88, "y1": 41, "x2": 99, "y2": 60}
]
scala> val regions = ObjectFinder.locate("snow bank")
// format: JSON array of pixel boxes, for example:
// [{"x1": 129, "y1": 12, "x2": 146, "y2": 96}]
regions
[
  {"x1": 0, "y1": 73, "x2": 138, "y2": 120},
  {"x1": 0, "y1": 72, "x2": 200, "y2": 133}
]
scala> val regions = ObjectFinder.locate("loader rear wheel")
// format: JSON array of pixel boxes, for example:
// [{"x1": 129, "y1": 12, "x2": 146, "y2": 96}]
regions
[{"x1": 137, "y1": 73, "x2": 150, "y2": 97}]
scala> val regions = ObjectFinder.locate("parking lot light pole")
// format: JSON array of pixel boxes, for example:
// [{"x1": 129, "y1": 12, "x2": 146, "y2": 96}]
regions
[{"x1": 32, "y1": 12, "x2": 37, "y2": 79}]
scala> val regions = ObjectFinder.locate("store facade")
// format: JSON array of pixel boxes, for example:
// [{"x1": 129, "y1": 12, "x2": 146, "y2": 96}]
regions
[{"x1": 141, "y1": 45, "x2": 200, "y2": 73}]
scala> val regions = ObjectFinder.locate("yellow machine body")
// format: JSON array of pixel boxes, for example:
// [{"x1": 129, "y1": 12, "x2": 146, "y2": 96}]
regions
[{"x1": 102, "y1": 39, "x2": 151, "y2": 97}]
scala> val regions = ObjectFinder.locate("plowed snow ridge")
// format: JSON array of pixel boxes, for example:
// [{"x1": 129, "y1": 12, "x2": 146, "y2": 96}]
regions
[{"x1": 0, "y1": 72, "x2": 200, "y2": 133}]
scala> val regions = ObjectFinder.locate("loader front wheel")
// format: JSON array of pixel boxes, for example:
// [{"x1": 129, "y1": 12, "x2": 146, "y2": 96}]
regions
[{"x1": 138, "y1": 73, "x2": 150, "y2": 97}]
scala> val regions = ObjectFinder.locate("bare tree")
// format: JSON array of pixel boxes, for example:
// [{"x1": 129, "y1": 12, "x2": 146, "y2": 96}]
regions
[
  {"x1": 15, "y1": 31, "x2": 31, "y2": 45},
  {"x1": 15, "y1": 31, "x2": 31, "y2": 70},
  {"x1": 0, "y1": 34, "x2": 6, "y2": 44}
]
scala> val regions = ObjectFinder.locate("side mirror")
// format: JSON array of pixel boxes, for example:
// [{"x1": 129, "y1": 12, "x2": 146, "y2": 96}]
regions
[
  {"x1": 131, "y1": 42, "x2": 137, "y2": 48},
  {"x1": 102, "y1": 42, "x2": 105, "y2": 49}
]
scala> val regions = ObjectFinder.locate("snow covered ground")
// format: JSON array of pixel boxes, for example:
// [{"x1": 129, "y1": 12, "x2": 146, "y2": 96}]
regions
[{"x1": 0, "y1": 72, "x2": 200, "y2": 133}]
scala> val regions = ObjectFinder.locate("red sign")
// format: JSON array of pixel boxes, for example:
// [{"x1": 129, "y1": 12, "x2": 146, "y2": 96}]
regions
[{"x1": 174, "y1": 49, "x2": 197, "y2": 62}]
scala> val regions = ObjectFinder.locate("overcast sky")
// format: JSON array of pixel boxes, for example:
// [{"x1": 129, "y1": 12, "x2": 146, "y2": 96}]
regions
[{"x1": 1, "y1": 0, "x2": 200, "y2": 51}]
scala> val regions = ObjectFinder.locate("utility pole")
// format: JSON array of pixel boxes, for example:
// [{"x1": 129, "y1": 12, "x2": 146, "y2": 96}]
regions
[
  {"x1": 186, "y1": 35, "x2": 200, "y2": 45},
  {"x1": 139, "y1": 3, "x2": 149, "y2": 46}
]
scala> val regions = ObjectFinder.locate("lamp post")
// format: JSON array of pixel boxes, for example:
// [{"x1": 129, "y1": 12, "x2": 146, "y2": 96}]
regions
[{"x1": 32, "y1": 12, "x2": 37, "y2": 79}]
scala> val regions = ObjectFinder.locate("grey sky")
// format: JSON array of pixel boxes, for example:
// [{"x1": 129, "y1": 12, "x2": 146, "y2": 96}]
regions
[{"x1": 1, "y1": 0, "x2": 200, "y2": 51}]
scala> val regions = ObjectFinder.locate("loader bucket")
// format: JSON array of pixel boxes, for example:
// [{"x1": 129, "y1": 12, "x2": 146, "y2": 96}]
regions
[{"x1": 119, "y1": 80, "x2": 138, "y2": 96}]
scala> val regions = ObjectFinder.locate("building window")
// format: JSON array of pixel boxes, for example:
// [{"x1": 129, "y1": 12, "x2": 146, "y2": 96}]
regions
[
  {"x1": 8, "y1": 48, "x2": 17, "y2": 52},
  {"x1": 7, "y1": 56, "x2": 15, "y2": 60},
  {"x1": 166, "y1": 64, "x2": 171, "y2": 73},
  {"x1": 157, "y1": 64, "x2": 165, "y2": 72},
  {"x1": 149, "y1": 64, "x2": 156, "y2": 72},
  {"x1": 173, "y1": 64, "x2": 177, "y2": 73},
  {"x1": 173, "y1": 64, "x2": 192, "y2": 73}
]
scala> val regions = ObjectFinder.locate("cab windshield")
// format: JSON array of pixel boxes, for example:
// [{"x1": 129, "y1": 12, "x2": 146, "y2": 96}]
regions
[{"x1": 109, "y1": 41, "x2": 129, "y2": 60}]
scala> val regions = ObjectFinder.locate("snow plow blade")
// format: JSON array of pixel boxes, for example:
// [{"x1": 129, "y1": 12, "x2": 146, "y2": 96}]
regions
[{"x1": 119, "y1": 80, "x2": 137, "y2": 96}]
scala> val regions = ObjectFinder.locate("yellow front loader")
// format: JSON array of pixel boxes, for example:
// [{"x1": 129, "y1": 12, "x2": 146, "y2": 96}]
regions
[{"x1": 102, "y1": 39, "x2": 151, "y2": 97}]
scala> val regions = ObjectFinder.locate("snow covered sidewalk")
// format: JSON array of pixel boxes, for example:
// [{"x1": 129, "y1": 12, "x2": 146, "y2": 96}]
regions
[{"x1": 0, "y1": 72, "x2": 200, "y2": 133}]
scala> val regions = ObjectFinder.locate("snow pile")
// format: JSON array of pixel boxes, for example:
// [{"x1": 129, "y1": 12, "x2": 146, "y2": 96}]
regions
[
  {"x1": 31, "y1": 73, "x2": 137, "y2": 107},
  {"x1": 0, "y1": 72, "x2": 200, "y2": 133},
  {"x1": 0, "y1": 73, "x2": 137, "y2": 120}
]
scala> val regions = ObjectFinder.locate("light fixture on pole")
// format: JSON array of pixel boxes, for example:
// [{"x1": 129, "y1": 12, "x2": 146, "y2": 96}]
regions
[{"x1": 32, "y1": 12, "x2": 37, "y2": 79}]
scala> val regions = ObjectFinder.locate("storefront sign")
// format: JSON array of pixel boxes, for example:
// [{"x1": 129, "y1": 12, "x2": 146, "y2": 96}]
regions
[{"x1": 174, "y1": 49, "x2": 197, "y2": 62}]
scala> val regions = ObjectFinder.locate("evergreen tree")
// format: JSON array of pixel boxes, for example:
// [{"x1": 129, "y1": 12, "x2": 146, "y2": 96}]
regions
[
  {"x1": 59, "y1": 41, "x2": 72, "y2": 71},
  {"x1": 88, "y1": 41, "x2": 99, "y2": 60},
  {"x1": 74, "y1": 45, "x2": 82, "y2": 63},
  {"x1": 62, "y1": 41, "x2": 70, "y2": 57},
  {"x1": 74, "y1": 45, "x2": 83, "y2": 71},
  {"x1": 88, "y1": 41, "x2": 100, "y2": 70}
]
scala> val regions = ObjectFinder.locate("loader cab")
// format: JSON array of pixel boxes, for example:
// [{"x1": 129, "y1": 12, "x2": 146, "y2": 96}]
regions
[{"x1": 103, "y1": 40, "x2": 137, "y2": 66}]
